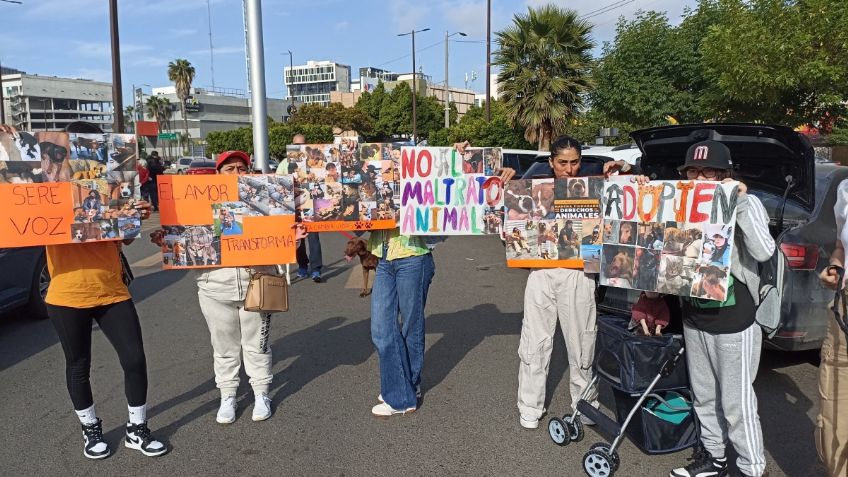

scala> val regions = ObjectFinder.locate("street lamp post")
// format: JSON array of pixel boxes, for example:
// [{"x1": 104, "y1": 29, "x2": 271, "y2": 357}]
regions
[
  {"x1": 398, "y1": 28, "x2": 429, "y2": 144},
  {"x1": 109, "y1": 0, "x2": 124, "y2": 133},
  {"x1": 444, "y1": 31, "x2": 467, "y2": 129},
  {"x1": 284, "y1": 50, "x2": 294, "y2": 120},
  {"x1": 485, "y1": 0, "x2": 491, "y2": 122}
]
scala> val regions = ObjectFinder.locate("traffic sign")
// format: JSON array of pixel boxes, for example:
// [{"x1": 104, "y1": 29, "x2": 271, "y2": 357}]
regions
[{"x1": 158, "y1": 132, "x2": 178, "y2": 140}]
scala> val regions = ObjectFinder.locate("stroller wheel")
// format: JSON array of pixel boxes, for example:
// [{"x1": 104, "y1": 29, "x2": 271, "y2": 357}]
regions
[
  {"x1": 564, "y1": 415, "x2": 585, "y2": 442},
  {"x1": 589, "y1": 443, "x2": 620, "y2": 470},
  {"x1": 548, "y1": 418, "x2": 570, "y2": 446},
  {"x1": 583, "y1": 447, "x2": 615, "y2": 477}
]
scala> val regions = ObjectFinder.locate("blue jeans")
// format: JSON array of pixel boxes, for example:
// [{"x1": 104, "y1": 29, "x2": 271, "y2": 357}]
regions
[
  {"x1": 296, "y1": 232, "x2": 323, "y2": 273},
  {"x1": 371, "y1": 252, "x2": 435, "y2": 409}
]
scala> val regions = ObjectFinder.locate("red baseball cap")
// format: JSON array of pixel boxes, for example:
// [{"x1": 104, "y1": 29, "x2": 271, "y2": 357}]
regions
[{"x1": 216, "y1": 150, "x2": 251, "y2": 170}]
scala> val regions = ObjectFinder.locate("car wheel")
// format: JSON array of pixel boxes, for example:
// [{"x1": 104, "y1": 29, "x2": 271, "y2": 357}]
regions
[{"x1": 27, "y1": 254, "x2": 50, "y2": 320}]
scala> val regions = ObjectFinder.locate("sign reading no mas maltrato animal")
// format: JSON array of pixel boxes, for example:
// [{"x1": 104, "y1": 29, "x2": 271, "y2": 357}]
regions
[
  {"x1": 599, "y1": 177, "x2": 739, "y2": 301},
  {"x1": 399, "y1": 147, "x2": 504, "y2": 235},
  {"x1": 157, "y1": 174, "x2": 297, "y2": 269},
  {"x1": 504, "y1": 177, "x2": 604, "y2": 270},
  {"x1": 0, "y1": 131, "x2": 142, "y2": 247}
]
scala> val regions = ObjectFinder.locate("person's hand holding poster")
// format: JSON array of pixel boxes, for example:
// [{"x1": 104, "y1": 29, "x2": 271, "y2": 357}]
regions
[
  {"x1": 400, "y1": 146, "x2": 504, "y2": 235},
  {"x1": 0, "y1": 130, "x2": 142, "y2": 247},
  {"x1": 599, "y1": 176, "x2": 739, "y2": 300}
]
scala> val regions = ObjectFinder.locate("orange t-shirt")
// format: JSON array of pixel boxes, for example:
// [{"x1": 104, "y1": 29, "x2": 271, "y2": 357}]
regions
[{"x1": 45, "y1": 242, "x2": 131, "y2": 308}]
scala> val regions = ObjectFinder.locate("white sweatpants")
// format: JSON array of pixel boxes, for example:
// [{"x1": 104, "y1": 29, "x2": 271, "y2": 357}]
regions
[
  {"x1": 518, "y1": 268, "x2": 599, "y2": 419},
  {"x1": 684, "y1": 321, "x2": 766, "y2": 476},
  {"x1": 197, "y1": 294, "x2": 273, "y2": 396}
]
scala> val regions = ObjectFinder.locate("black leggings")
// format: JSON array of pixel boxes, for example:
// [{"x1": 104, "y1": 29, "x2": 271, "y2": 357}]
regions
[{"x1": 47, "y1": 300, "x2": 148, "y2": 409}]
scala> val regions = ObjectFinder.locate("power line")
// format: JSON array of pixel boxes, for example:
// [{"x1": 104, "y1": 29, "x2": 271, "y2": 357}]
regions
[{"x1": 580, "y1": 0, "x2": 635, "y2": 20}]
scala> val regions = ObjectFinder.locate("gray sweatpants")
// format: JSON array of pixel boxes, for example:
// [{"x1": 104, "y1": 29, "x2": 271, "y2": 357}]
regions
[
  {"x1": 684, "y1": 321, "x2": 766, "y2": 476},
  {"x1": 197, "y1": 294, "x2": 273, "y2": 397},
  {"x1": 518, "y1": 268, "x2": 599, "y2": 419}
]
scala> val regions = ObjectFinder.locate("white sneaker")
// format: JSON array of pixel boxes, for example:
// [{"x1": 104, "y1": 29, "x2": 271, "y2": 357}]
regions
[
  {"x1": 520, "y1": 414, "x2": 539, "y2": 429},
  {"x1": 252, "y1": 392, "x2": 272, "y2": 422},
  {"x1": 377, "y1": 385, "x2": 422, "y2": 403},
  {"x1": 216, "y1": 395, "x2": 237, "y2": 424},
  {"x1": 371, "y1": 402, "x2": 416, "y2": 418}
]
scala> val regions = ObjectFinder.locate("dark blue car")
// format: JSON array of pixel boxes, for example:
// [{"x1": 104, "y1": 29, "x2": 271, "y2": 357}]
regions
[{"x1": 0, "y1": 246, "x2": 49, "y2": 319}]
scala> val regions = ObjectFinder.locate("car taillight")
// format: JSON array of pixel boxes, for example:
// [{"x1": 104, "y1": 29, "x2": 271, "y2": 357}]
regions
[{"x1": 780, "y1": 243, "x2": 819, "y2": 270}]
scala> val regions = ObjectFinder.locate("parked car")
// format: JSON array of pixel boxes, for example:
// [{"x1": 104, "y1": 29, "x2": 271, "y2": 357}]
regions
[
  {"x1": 597, "y1": 123, "x2": 847, "y2": 352},
  {"x1": 171, "y1": 156, "x2": 207, "y2": 174},
  {"x1": 252, "y1": 159, "x2": 280, "y2": 173},
  {"x1": 0, "y1": 246, "x2": 49, "y2": 319},
  {"x1": 185, "y1": 159, "x2": 218, "y2": 175},
  {"x1": 502, "y1": 149, "x2": 549, "y2": 177}
]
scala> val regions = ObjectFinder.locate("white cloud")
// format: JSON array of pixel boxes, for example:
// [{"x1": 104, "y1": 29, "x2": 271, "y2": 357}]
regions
[
  {"x1": 334, "y1": 21, "x2": 350, "y2": 32},
  {"x1": 440, "y1": 0, "x2": 488, "y2": 38}
]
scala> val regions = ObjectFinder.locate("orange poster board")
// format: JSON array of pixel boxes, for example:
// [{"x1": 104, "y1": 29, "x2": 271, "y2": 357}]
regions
[
  {"x1": 0, "y1": 182, "x2": 76, "y2": 247},
  {"x1": 157, "y1": 174, "x2": 297, "y2": 269}
]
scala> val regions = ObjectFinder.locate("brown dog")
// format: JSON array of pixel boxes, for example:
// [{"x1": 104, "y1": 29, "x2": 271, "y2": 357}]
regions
[{"x1": 344, "y1": 238, "x2": 378, "y2": 297}]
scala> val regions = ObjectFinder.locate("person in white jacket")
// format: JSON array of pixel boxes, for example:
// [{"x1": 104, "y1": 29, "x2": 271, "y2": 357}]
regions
[{"x1": 152, "y1": 150, "x2": 306, "y2": 424}]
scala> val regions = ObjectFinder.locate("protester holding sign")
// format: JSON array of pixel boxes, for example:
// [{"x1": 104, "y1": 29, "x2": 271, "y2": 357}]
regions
[
  {"x1": 816, "y1": 180, "x2": 848, "y2": 477},
  {"x1": 517, "y1": 135, "x2": 633, "y2": 430},
  {"x1": 639, "y1": 141, "x2": 775, "y2": 477},
  {"x1": 151, "y1": 150, "x2": 306, "y2": 424},
  {"x1": 0, "y1": 123, "x2": 169, "y2": 460},
  {"x1": 368, "y1": 143, "x2": 514, "y2": 418}
]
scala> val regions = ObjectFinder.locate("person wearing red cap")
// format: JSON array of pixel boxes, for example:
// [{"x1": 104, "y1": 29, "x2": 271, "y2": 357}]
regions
[{"x1": 152, "y1": 150, "x2": 306, "y2": 424}]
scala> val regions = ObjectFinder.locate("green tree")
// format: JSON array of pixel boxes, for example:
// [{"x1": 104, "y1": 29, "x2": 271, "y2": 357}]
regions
[
  {"x1": 289, "y1": 103, "x2": 374, "y2": 136},
  {"x1": 167, "y1": 59, "x2": 196, "y2": 143},
  {"x1": 495, "y1": 5, "x2": 594, "y2": 150},
  {"x1": 591, "y1": 9, "x2": 716, "y2": 127},
  {"x1": 699, "y1": 0, "x2": 848, "y2": 127},
  {"x1": 427, "y1": 101, "x2": 534, "y2": 149}
]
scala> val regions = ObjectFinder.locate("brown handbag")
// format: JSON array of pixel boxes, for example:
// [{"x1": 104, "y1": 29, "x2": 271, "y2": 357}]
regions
[{"x1": 244, "y1": 269, "x2": 289, "y2": 313}]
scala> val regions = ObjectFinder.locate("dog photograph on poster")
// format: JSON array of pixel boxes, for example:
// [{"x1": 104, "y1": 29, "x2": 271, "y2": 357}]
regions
[
  {"x1": 633, "y1": 247, "x2": 662, "y2": 291},
  {"x1": 601, "y1": 245, "x2": 635, "y2": 288},
  {"x1": 567, "y1": 177, "x2": 588, "y2": 198},
  {"x1": 184, "y1": 225, "x2": 221, "y2": 267},
  {"x1": 531, "y1": 179, "x2": 555, "y2": 219},
  {"x1": 161, "y1": 227, "x2": 188, "y2": 266},
  {"x1": 71, "y1": 222, "x2": 103, "y2": 243},
  {"x1": 603, "y1": 220, "x2": 620, "y2": 245},
  {"x1": 536, "y1": 220, "x2": 559, "y2": 260},
  {"x1": 106, "y1": 170, "x2": 139, "y2": 208},
  {"x1": 505, "y1": 180, "x2": 534, "y2": 220},
  {"x1": 107, "y1": 134, "x2": 137, "y2": 172},
  {"x1": 483, "y1": 206, "x2": 504, "y2": 235},
  {"x1": 0, "y1": 130, "x2": 40, "y2": 162},
  {"x1": 690, "y1": 264, "x2": 731, "y2": 301},
  {"x1": 505, "y1": 221, "x2": 537, "y2": 259},
  {"x1": 556, "y1": 219, "x2": 580, "y2": 259},
  {"x1": 37, "y1": 132, "x2": 71, "y2": 182}
]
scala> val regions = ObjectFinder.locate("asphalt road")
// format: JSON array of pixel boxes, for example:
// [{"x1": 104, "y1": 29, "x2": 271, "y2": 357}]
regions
[{"x1": 0, "y1": 219, "x2": 827, "y2": 476}]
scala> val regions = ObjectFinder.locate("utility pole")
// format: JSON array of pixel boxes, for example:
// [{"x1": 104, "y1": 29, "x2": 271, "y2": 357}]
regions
[
  {"x1": 207, "y1": 0, "x2": 216, "y2": 90},
  {"x1": 485, "y1": 0, "x2": 491, "y2": 122},
  {"x1": 109, "y1": 0, "x2": 124, "y2": 132},
  {"x1": 398, "y1": 28, "x2": 429, "y2": 144},
  {"x1": 0, "y1": 58, "x2": 5, "y2": 125},
  {"x1": 444, "y1": 31, "x2": 467, "y2": 129},
  {"x1": 245, "y1": 0, "x2": 269, "y2": 173},
  {"x1": 286, "y1": 50, "x2": 294, "y2": 119}
]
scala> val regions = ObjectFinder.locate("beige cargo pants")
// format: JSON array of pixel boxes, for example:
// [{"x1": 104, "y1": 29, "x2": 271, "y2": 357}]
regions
[
  {"x1": 817, "y1": 316, "x2": 848, "y2": 477},
  {"x1": 518, "y1": 268, "x2": 599, "y2": 419}
]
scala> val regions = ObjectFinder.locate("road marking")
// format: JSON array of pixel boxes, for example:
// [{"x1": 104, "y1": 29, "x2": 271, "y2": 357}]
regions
[{"x1": 130, "y1": 252, "x2": 163, "y2": 269}]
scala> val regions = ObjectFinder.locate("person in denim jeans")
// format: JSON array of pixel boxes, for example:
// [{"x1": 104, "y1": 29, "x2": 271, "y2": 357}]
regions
[{"x1": 368, "y1": 229, "x2": 436, "y2": 417}]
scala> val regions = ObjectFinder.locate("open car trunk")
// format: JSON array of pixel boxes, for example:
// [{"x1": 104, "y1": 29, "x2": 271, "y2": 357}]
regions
[{"x1": 631, "y1": 124, "x2": 816, "y2": 226}]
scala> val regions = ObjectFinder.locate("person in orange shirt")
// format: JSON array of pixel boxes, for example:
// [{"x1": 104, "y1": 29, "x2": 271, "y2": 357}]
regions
[{"x1": 1, "y1": 124, "x2": 168, "y2": 460}]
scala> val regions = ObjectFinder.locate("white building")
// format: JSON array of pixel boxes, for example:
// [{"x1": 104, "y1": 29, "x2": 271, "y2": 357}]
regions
[
  {"x1": 1, "y1": 72, "x2": 113, "y2": 132},
  {"x1": 141, "y1": 86, "x2": 294, "y2": 140},
  {"x1": 284, "y1": 60, "x2": 351, "y2": 106}
]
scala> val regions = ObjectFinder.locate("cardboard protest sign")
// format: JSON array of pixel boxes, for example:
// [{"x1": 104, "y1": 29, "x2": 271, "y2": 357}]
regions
[
  {"x1": 600, "y1": 177, "x2": 739, "y2": 300},
  {"x1": 399, "y1": 146, "x2": 504, "y2": 235},
  {"x1": 504, "y1": 177, "x2": 603, "y2": 269},
  {"x1": 285, "y1": 140, "x2": 400, "y2": 232},
  {"x1": 157, "y1": 174, "x2": 297, "y2": 269},
  {"x1": 0, "y1": 131, "x2": 142, "y2": 247}
]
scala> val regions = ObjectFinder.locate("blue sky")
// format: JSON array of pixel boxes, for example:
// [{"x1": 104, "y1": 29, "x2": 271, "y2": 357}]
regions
[{"x1": 0, "y1": 0, "x2": 697, "y2": 105}]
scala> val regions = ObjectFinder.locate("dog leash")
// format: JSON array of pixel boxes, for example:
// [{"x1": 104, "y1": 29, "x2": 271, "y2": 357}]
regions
[{"x1": 829, "y1": 265, "x2": 848, "y2": 340}]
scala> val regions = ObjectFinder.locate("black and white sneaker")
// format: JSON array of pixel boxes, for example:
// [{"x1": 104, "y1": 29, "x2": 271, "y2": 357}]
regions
[
  {"x1": 125, "y1": 421, "x2": 168, "y2": 457},
  {"x1": 81, "y1": 418, "x2": 111, "y2": 459},
  {"x1": 669, "y1": 448, "x2": 727, "y2": 477}
]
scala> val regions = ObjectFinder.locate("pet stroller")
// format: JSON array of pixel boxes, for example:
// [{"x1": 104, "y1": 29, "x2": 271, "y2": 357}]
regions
[{"x1": 547, "y1": 314, "x2": 699, "y2": 477}]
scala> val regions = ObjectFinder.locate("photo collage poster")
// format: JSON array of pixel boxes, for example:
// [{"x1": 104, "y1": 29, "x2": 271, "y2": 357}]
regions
[
  {"x1": 156, "y1": 174, "x2": 297, "y2": 269},
  {"x1": 285, "y1": 140, "x2": 402, "y2": 232},
  {"x1": 599, "y1": 177, "x2": 739, "y2": 301},
  {"x1": 399, "y1": 146, "x2": 504, "y2": 235},
  {"x1": 504, "y1": 176, "x2": 603, "y2": 269},
  {"x1": 0, "y1": 131, "x2": 142, "y2": 247}
]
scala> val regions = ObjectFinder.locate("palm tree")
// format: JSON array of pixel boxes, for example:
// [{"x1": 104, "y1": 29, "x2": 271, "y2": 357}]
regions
[
  {"x1": 145, "y1": 95, "x2": 163, "y2": 127},
  {"x1": 124, "y1": 105, "x2": 135, "y2": 132},
  {"x1": 494, "y1": 5, "x2": 595, "y2": 150},
  {"x1": 167, "y1": 59, "x2": 196, "y2": 147}
]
